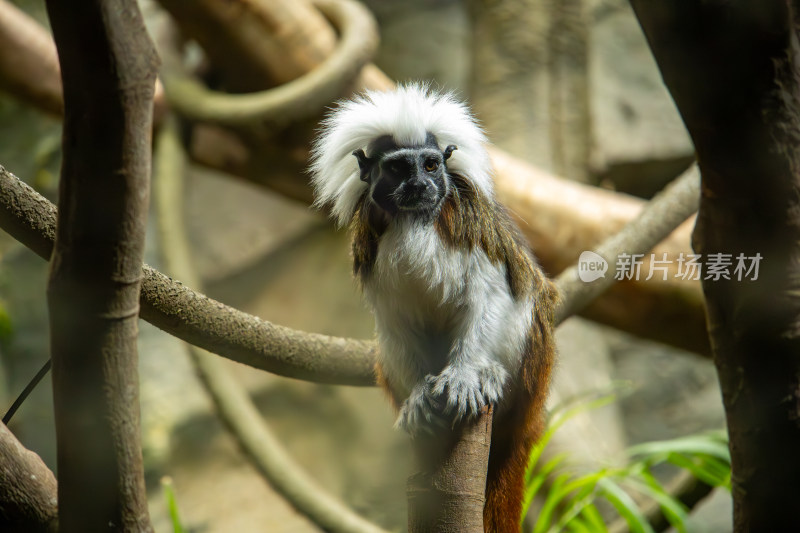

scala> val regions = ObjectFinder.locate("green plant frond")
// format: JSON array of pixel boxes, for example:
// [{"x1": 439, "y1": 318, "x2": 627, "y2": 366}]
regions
[
  {"x1": 628, "y1": 434, "x2": 731, "y2": 463},
  {"x1": 523, "y1": 386, "x2": 731, "y2": 533},
  {"x1": 623, "y1": 475, "x2": 689, "y2": 533},
  {"x1": 537, "y1": 469, "x2": 621, "y2": 533},
  {"x1": 580, "y1": 505, "x2": 606, "y2": 532},
  {"x1": 527, "y1": 451, "x2": 569, "y2": 486},
  {"x1": 527, "y1": 384, "x2": 631, "y2": 483},
  {"x1": 597, "y1": 478, "x2": 656, "y2": 533},
  {"x1": 0, "y1": 298, "x2": 13, "y2": 343},
  {"x1": 161, "y1": 476, "x2": 186, "y2": 533},
  {"x1": 666, "y1": 453, "x2": 731, "y2": 489},
  {"x1": 553, "y1": 487, "x2": 605, "y2": 533},
  {"x1": 524, "y1": 452, "x2": 570, "y2": 514},
  {"x1": 690, "y1": 456, "x2": 732, "y2": 485},
  {"x1": 565, "y1": 517, "x2": 594, "y2": 533},
  {"x1": 534, "y1": 473, "x2": 573, "y2": 533}
]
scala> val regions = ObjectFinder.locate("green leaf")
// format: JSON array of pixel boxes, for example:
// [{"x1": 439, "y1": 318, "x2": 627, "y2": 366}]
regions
[
  {"x1": 628, "y1": 434, "x2": 730, "y2": 463},
  {"x1": 532, "y1": 383, "x2": 632, "y2": 472},
  {"x1": 580, "y1": 504, "x2": 607, "y2": 532},
  {"x1": 667, "y1": 453, "x2": 729, "y2": 488},
  {"x1": 565, "y1": 518, "x2": 593, "y2": 533},
  {"x1": 625, "y1": 474, "x2": 688, "y2": 533},
  {"x1": 534, "y1": 473, "x2": 571, "y2": 533},
  {"x1": 554, "y1": 487, "x2": 603, "y2": 533},
  {"x1": 540, "y1": 469, "x2": 617, "y2": 533},
  {"x1": 524, "y1": 452, "x2": 569, "y2": 515},
  {"x1": 598, "y1": 478, "x2": 655, "y2": 533},
  {"x1": 161, "y1": 476, "x2": 185, "y2": 533}
]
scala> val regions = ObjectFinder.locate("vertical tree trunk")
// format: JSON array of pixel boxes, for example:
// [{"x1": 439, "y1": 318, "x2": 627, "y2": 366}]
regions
[
  {"x1": 44, "y1": 0, "x2": 159, "y2": 531},
  {"x1": 631, "y1": 2, "x2": 800, "y2": 531},
  {"x1": 407, "y1": 408, "x2": 492, "y2": 533}
]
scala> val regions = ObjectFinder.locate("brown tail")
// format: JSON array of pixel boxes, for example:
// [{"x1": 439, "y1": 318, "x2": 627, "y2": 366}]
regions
[{"x1": 484, "y1": 280, "x2": 557, "y2": 532}]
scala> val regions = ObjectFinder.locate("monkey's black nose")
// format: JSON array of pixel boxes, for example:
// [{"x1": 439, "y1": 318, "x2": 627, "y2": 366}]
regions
[{"x1": 405, "y1": 177, "x2": 429, "y2": 195}]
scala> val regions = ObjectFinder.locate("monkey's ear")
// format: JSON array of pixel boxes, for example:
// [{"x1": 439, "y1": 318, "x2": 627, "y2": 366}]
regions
[
  {"x1": 443, "y1": 145, "x2": 458, "y2": 161},
  {"x1": 352, "y1": 149, "x2": 373, "y2": 182}
]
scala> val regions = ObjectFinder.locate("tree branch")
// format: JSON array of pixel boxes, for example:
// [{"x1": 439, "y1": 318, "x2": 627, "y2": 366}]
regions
[
  {"x1": 0, "y1": 166, "x2": 377, "y2": 385},
  {"x1": 44, "y1": 0, "x2": 159, "y2": 529},
  {"x1": 0, "y1": 423, "x2": 58, "y2": 533},
  {"x1": 555, "y1": 164, "x2": 700, "y2": 322},
  {"x1": 162, "y1": 0, "x2": 379, "y2": 128},
  {"x1": 0, "y1": 0, "x2": 62, "y2": 116},
  {"x1": 0, "y1": 154, "x2": 698, "y2": 385},
  {"x1": 0, "y1": 0, "x2": 166, "y2": 125},
  {"x1": 153, "y1": 118, "x2": 387, "y2": 533}
]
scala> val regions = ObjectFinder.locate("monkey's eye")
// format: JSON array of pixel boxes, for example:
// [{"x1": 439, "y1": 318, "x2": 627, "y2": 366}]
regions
[{"x1": 424, "y1": 159, "x2": 439, "y2": 172}]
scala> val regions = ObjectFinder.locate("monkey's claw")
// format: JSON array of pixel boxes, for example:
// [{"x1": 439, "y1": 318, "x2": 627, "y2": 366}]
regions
[
  {"x1": 430, "y1": 364, "x2": 507, "y2": 425},
  {"x1": 394, "y1": 376, "x2": 447, "y2": 436}
]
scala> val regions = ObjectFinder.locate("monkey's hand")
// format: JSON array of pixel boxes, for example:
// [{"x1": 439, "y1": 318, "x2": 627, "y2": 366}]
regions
[
  {"x1": 430, "y1": 362, "x2": 507, "y2": 425},
  {"x1": 394, "y1": 375, "x2": 448, "y2": 436}
]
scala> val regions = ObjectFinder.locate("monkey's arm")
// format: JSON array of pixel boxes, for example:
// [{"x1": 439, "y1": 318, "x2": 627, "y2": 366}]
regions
[
  {"x1": 429, "y1": 314, "x2": 510, "y2": 424},
  {"x1": 431, "y1": 268, "x2": 517, "y2": 423}
]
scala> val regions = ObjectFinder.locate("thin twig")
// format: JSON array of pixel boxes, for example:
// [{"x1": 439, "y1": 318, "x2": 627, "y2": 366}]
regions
[
  {"x1": 153, "y1": 118, "x2": 388, "y2": 533},
  {"x1": 2, "y1": 359, "x2": 51, "y2": 425}
]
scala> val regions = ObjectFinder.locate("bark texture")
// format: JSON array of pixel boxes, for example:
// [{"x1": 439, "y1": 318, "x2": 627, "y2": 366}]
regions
[
  {"x1": 631, "y1": 2, "x2": 800, "y2": 531},
  {"x1": 0, "y1": 423, "x2": 58, "y2": 533},
  {"x1": 44, "y1": 0, "x2": 159, "y2": 530},
  {"x1": 407, "y1": 408, "x2": 493, "y2": 533}
]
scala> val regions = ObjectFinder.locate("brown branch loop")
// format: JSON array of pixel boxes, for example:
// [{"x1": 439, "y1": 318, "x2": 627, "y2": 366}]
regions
[{"x1": 162, "y1": 0, "x2": 379, "y2": 127}]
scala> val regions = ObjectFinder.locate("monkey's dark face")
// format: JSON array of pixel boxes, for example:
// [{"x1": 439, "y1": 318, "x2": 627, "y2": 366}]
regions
[{"x1": 353, "y1": 133, "x2": 457, "y2": 219}]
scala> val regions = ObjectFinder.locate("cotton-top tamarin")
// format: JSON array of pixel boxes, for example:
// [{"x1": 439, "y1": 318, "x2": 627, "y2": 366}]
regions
[{"x1": 310, "y1": 84, "x2": 557, "y2": 532}]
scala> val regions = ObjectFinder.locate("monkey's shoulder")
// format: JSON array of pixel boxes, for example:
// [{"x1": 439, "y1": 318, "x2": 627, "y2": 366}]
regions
[{"x1": 435, "y1": 174, "x2": 549, "y2": 300}]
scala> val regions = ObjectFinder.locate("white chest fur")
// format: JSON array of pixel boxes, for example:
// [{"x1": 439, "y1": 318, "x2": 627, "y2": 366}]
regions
[{"x1": 363, "y1": 219, "x2": 534, "y2": 402}]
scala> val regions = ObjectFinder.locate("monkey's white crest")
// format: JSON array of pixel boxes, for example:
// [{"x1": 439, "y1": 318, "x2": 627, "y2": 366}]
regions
[{"x1": 309, "y1": 83, "x2": 494, "y2": 226}]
